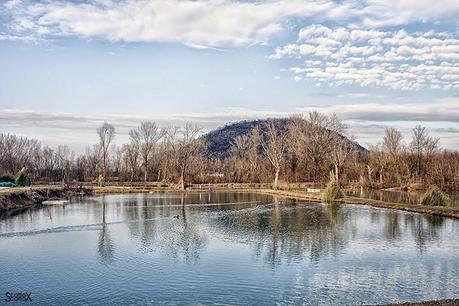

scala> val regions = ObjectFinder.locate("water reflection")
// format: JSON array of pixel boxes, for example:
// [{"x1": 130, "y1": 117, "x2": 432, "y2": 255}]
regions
[
  {"x1": 211, "y1": 201, "x2": 353, "y2": 265},
  {"x1": 1, "y1": 192, "x2": 454, "y2": 266},
  {"x1": 97, "y1": 196, "x2": 114, "y2": 264},
  {"x1": 0, "y1": 192, "x2": 458, "y2": 305}
]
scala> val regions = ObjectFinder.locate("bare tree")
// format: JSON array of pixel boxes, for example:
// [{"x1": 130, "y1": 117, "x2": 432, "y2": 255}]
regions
[
  {"x1": 383, "y1": 127, "x2": 403, "y2": 159},
  {"x1": 161, "y1": 126, "x2": 179, "y2": 182},
  {"x1": 0, "y1": 134, "x2": 41, "y2": 176},
  {"x1": 56, "y1": 145, "x2": 71, "y2": 184},
  {"x1": 330, "y1": 136, "x2": 355, "y2": 185},
  {"x1": 167, "y1": 123, "x2": 202, "y2": 190},
  {"x1": 368, "y1": 144, "x2": 388, "y2": 185},
  {"x1": 97, "y1": 122, "x2": 115, "y2": 181},
  {"x1": 83, "y1": 144, "x2": 101, "y2": 182},
  {"x1": 289, "y1": 112, "x2": 348, "y2": 182},
  {"x1": 122, "y1": 144, "x2": 139, "y2": 182},
  {"x1": 129, "y1": 121, "x2": 162, "y2": 182},
  {"x1": 260, "y1": 119, "x2": 287, "y2": 189},
  {"x1": 229, "y1": 128, "x2": 262, "y2": 182},
  {"x1": 40, "y1": 146, "x2": 58, "y2": 181},
  {"x1": 410, "y1": 125, "x2": 439, "y2": 181}
]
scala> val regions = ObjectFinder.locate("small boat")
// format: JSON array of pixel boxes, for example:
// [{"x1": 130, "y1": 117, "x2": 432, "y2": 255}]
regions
[
  {"x1": 307, "y1": 188, "x2": 321, "y2": 193},
  {"x1": 42, "y1": 199, "x2": 70, "y2": 205}
]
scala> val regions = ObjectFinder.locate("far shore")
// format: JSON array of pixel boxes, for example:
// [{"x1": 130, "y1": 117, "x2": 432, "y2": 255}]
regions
[{"x1": 0, "y1": 183, "x2": 458, "y2": 219}]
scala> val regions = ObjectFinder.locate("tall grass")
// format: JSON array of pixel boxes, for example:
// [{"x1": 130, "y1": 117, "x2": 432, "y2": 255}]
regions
[
  {"x1": 322, "y1": 184, "x2": 345, "y2": 203},
  {"x1": 421, "y1": 188, "x2": 449, "y2": 207}
]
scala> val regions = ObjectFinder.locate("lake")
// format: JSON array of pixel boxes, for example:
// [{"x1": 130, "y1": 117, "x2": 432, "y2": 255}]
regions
[{"x1": 0, "y1": 192, "x2": 458, "y2": 305}]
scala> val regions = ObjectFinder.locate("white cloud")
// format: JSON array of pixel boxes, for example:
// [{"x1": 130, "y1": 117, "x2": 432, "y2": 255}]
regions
[
  {"x1": 1, "y1": 0, "x2": 340, "y2": 48},
  {"x1": 296, "y1": 97, "x2": 459, "y2": 122},
  {"x1": 2, "y1": 100, "x2": 459, "y2": 150},
  {"x1": 359, "y1": 0, "x2": 459, "y2": 28},
  {"x1": 2, "y1": 0, "x2": 459, "y2": 47},
  {"x1": 272, "y1": 25, "x2": 459, "y2": 90}
]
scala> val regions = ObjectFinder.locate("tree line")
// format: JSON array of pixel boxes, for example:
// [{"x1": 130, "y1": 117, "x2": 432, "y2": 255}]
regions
[{"x1": 0, "y1": 111, "x2": 458, "y2": 190}]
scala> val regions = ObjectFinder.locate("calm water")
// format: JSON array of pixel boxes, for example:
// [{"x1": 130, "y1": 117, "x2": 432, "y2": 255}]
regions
[{"x1": 0, "y1": 192, "x2": 458, "y2": 305}]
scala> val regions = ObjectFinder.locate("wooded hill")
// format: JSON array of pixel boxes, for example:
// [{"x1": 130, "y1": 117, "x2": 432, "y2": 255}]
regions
[{"x1": 204, "y1": 118, "x2": 368, "y2": 160}]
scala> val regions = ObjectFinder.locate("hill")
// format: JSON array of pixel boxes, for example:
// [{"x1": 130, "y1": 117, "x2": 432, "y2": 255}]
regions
[{"x1": 203, "y1": 118, "x2": 368, "y2": 159}]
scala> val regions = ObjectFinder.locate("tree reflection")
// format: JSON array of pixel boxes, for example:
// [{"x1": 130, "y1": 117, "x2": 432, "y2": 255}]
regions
[
  {"x1": 98, "y1": 196, "x2": 115, "y2": 264},
  {"x1": 212, "y1": 200, "x2": 352, "y2": 266},
  {"x1": 121, "y1": 193, "x2": 208, "y2": 263},
  {"x1": 384, "y1": 211, "x2": 401, "y2": 241},
  {"x1": 404, "y1": 214, "x2": 443, "y2": 253},
  {"x1": 104, "y1": 193, "x2": 449, "y2": 267}
]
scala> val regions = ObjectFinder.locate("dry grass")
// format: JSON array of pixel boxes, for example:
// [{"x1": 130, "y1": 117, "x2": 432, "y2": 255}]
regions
[
  {"x1": 421, "y1": 188, "x2": 450, "y2": 207},
  {"x1": 322, "y1": 184, "x2": 345, "y2": 203}
]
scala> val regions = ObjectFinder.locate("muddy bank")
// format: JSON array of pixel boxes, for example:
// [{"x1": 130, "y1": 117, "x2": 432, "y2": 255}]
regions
[{"x1": 0, "y1": 187, "x2": 92, "y2": 215}]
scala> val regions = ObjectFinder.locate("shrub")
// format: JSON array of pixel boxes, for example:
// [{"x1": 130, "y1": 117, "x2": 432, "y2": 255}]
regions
[
  {"x1": 421, "y1": 188, "x2": 449, "y2": 207},
  {"x1": 322, "y1": 184, "x2": 345, "y2": 203}
]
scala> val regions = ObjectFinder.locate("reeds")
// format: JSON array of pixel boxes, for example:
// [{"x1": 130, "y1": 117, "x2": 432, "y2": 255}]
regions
[
  {"x1": 322, "y1": 184, "x2": 345, "y2": 203},
  {"x1": 421, "y1": 188, "x2": 449, "y2": 207}
]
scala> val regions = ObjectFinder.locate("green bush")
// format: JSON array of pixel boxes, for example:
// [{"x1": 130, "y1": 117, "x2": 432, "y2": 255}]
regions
[
  {"x1": 421, "y1": 188, "x2": 449, "y2": 207},
  {"x1": 322, "y1": 184, "x2": 345, "y2": 203},
  {"x1": 0, "y1": 175, "x2": 14, "y2": 183}
]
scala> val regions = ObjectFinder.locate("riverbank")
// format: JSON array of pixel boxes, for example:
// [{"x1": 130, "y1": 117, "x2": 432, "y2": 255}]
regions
[
  {"x1": 1, "y1": 184, "x2": 458, "y2": 219},
  {"x1": 0, "y1": 186, "x2": 91, "y2": 215},
  {"x1": 246, "y1": 189, "x2": 459, "y2": 219},
  {"x1": 90, "y1": 185, "x2": 459, "y2": 219}
]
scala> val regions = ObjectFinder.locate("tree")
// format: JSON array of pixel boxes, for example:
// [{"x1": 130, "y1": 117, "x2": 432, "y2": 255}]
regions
[
  {"x1": 129, "y1": 121, "x2": 162, "y2": 182},
  {"x1": 122, "y1": 144, "x2": 139, "y2": 182},
  {"x1": 410, "y1": 125, "x2": 439, "y2": 181},
  {"x1": 229, "y1": 128, "x2": 262, "y2": 182},
  {"x1": 167, "y1": 123, "x2": 202, "y2": 190},
  {"x1": 0, "y1": 134, "x2": 40, "y2": 176},
  {"x1": 40, "y1": 146, "x2": 58, "y2": 181},
  {"x1": 368, "y1": 144, "x2": 388, "y2": 185},
  {"x1": 383, "y1": 127, "x2": 403, "y2": 160},
  {"x1": 260, "y1": 119, "x2": 287, "y2": 189},
  {"x1": 57, "y1": 145, "x2": 71, "y2": 184},
  {"x1": 97, "y1": 122, "x2": 115, "y2": 181},
  {"x1": 288, "y1": 112, "x2": 348, "y2": 182},
  {"x1": 382, "y1": 127, "x2": 404, "y2": 185},
  {"x1": 330, "y1": 136, "x2": 355, "y2": 185},
  {"x1": 160, "y1": 126, "x2": 179, "y2": 183}
]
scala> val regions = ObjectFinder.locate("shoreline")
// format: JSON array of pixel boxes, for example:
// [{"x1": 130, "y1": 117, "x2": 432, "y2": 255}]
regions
[
  {"x1": 0, "y1": 185, "x2": 458, "y2": 219},
  {"x1": 0, "y1": 186, "x2": 91, "y2": 216},
  {"x1": 90, "y1": 186, "x2": 459, "y2": 219}
]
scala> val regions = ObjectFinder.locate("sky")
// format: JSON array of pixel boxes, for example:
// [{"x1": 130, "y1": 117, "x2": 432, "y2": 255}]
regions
[{"x1": 0, "y1": 0, "x2": 459, "y2": 151}]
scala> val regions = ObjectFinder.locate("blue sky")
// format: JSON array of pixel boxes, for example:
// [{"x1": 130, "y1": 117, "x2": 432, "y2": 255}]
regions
[{"x1": 1, "y1": 0, "x2": 459, "y2": 150}]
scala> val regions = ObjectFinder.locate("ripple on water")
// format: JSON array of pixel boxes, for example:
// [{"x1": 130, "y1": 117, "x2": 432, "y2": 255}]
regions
[{"x1": 0, "y1": 192, "x2": 458, "y2": 305}]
